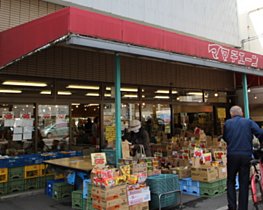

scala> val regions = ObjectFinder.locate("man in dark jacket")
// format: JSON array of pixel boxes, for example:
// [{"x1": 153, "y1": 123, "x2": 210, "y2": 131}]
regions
[{"x1": 222, "y1": 105, "x2": 263, "y2": 210}]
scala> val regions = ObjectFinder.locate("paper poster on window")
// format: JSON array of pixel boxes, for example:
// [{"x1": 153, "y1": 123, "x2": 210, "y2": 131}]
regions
[
  {"x1": 3, "y1": 111, "x2": 14, "y2": 127},
  {"x1": 23, "y1": 132, "x2": 32, "y2": 140},
  {"x1": 13, "y1": 133, "x2": 22, "y2": 141},
  {"x1": 24, "y1": 127, "x2": 33, "y2": 133},
  {"x1": 40, "y1": 113, "x2": 51, "y2": 120},
  {"x1": 56, "y1": 114, "x2": 66, "y2": 120},
  {"x1": 14, "y1": 127, "x2": 23, "y2": 134},
  {"x1": 56, "y1": 119, "x2": 67, "y2": 128},
  {"x1": 4, "y1": 119, "x2": 14, "y2": 127},
  {"x1": 20, "y1": 112, "x2": 31, "y2": 119},
  {"x1": 15, "y1": 119, "x2": 33, "y2": 127}
]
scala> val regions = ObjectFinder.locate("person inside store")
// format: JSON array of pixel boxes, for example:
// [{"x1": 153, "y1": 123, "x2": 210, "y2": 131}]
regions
[
  {"x1": 127, "y1": 120, "x2": 152, "y2": 157},
  {"x1": 144, "y1": 118, "x2": 153, "y2": 142},
  {"x1": 84, "y1": 118, "x2": 93, "y2": 143},
  {"x1": 222, "y1": 105, "x2": 263, "y2": 210},
  {"x1": 92, "y1": 116, "x2": 100, "y2": 145}
]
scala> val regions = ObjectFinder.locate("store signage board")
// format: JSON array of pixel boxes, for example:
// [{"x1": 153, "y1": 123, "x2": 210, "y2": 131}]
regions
[
  {"x1": 91, "y1": 153, "x2": 107, "y2": 168},
  {"x1": 217, "y1": 108, "x2": 226, "y2": 119}
]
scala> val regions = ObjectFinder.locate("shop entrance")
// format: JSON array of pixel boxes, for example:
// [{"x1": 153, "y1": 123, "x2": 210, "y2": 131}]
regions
[{"x1": 71, "y1": 103, "x2": 100, "y2": 146}]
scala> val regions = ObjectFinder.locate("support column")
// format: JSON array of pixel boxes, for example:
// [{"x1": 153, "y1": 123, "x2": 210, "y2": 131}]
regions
[
  {"x1": 242, "y1": 73, "x2": 250, "y2": 118},
  {"x1": 115, "y1": 53, "x2": 122, "y2": 164}
]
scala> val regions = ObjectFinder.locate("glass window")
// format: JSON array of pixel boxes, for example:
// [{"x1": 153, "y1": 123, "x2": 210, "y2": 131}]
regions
[
  {"x1": 172, "y1": 88, "x2": 203, "y2": 102},
  {"x1": 141, "y1": 103, "x2": 171, "y2": 142},
  {"x1": 205, "y1": 91, "x2": 227, "y2": 103},
  {"x1": 38, "y1": 105, "x2": 69, "y2": 152},
  {"x1": 0, "y1": 104, "x2": 35, "y2": 156}
]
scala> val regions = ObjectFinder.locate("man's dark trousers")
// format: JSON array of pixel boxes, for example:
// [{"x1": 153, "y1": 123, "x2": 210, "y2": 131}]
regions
[{"x1": 227, "y1": 155, "x2": 251, "y2": 210}]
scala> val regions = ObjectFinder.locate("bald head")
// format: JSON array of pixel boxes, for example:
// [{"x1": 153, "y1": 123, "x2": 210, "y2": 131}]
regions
[{"x1": 230, "y1": 105, "x2": 243, "y2": 118}]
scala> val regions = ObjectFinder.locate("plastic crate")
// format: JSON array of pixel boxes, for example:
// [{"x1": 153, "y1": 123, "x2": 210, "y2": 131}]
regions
[
  {"x1": 179, "y1": 177, "x2": 191, "y2": 186},
  {"x1": 101, "y1": 149, "x2": 116, "y2": 165},
  {"x1": 58, "y1": 151, "x2": 76, "y2": 158},
  {"x1": 39, "y1": 164, "x2": 54, "y2": 176},
  {"x1": 83, "y1": 179, "x2": 92, "y2": 199},
  {"x1": 150, "y1": 192, "x2": 178, "y2": 208},
  {"x1": 41, "y1": 153, "x2": 58, "y2": 161},
  {"x1": 187, "y1": 178, "x2": 200, "y2": 188},
  {"x1": 72, "y1": 190, "x2": 83, "y2": 209},
  {"x1": 24, "y1": 165, "x2": 40, "y2": 179},
  {"x1": 83, "y1": 198, "x2": 94, "y2": 210},
  {"x1": 188, "y1": 186, "x2": 201, "y2": 196},
  {"x1": 7, "y1": 180, "x2": 24, "y2": 194},
  {"x1": 23, "y1": 154, "x2": 44, "y2": 165},
  {"x1": 46, "y1": 179, "x2": 64, "y2": 197},
  {"x1": 0, "y1": 168, "x2": 8, "y2": 183},
  {"x1": 76, "y1": 151, "x2": 82, "y2": 157},
  {"x1": 200, "y1": 179, "x2": 222, "y2": 188},
  {"x1": 8, "y1": 166, "x2": 24, "y2": 180},
  {"x1": 24, "y1": 177, "x2": 39, "y2": 191},
  {"x1": 38, "y1": 175, "x2": 55, "y2": 188},
  {"x1": 0, "y1": 157, "x2": 24, "y2": 168},
  {"x1": 200, "y1": 186, "x2": 220, "y2": 197},
  {"x1": 0, "y1": 182, "x2": 8, "y2": 196},
  {"x1": 180, "y1": 183, "x2": 189, "y2": 193},
  {"x1": 146, "y1": 174, "x2": 179, "y2": 194},
  {"x1": 52, "y1": 182, "x2": 74, "y2": 200}
]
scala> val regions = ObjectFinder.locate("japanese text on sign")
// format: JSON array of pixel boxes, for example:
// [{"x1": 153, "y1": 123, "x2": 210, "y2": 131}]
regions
[
  {"x1": 91, "y1": 153, "x2": 106, "y2": 167},
  {"x1": 3, "y1": 111, "x2": 14, "y2": 120},
  {"x1": 20, "y1": 112, "x2": 31, "y2": 119}
]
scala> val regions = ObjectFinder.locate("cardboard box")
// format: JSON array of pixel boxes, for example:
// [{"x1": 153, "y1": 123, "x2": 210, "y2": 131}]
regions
[
  {"x1": 188, "y1": 133, "x2": 206, "y2": 141},
  {"x1": 170, "y1": 167, "x2": 191, "y2": 179},
  {"x1": 216, "y1": 166, "x2": 227, "y2": 179},
  {"x1": 92, "y1": 185, "x2": 127, "y2": 201},
  {"x1": 92, "y1": 197, "x2": 128, "y2": 208},
  {"x1": 128, "y1": 191, "x2": 151, "y2": 206},
  {"x1": 161, "y1": 169, "x2": 170, "y2": 174},
  {"x1": 127, "y1": 187, "x2": 150, "y2": 196},
  {"x1": 130, "y1": 163, "x2": 147, "y2": 174},
  {"x1": 191, "y1": 166, "x2": 218, "y2": 182},
  {"x1": 147, "y1": 170, "x2": 161, "y2": 177},
  {"x1": 129, "y1": 202, "x2": 149, "y2": 210}
]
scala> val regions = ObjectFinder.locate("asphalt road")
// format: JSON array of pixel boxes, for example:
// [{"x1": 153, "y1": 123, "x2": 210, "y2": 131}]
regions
[{"x1": 0, "y1": 189, "x2": 260, "y2": 210}]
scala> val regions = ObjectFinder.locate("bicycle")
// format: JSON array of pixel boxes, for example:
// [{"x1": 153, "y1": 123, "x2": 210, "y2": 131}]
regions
[{"x1": 251, "y1": 146, "x2": 263, "y2": 210}]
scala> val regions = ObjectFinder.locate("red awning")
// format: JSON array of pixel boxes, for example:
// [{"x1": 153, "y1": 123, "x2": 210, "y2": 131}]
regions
[{"x1": 0, "y1": 6, "x2": 262, "y2": 73}]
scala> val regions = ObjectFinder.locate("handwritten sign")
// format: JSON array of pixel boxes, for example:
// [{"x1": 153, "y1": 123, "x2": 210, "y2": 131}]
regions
[
  {"x1": 91, "y1": 153, "x2": 106, "y2": 167},
  {"x1": 3, "y1": 111, "x2": 14, "y2": 120},
  {"x1": 121, "y1": 140, "x2": 130, "y2": 159},
  {"x1": 20, "y1": 112, "x2": 31, "y2": 119},
  {"x1": 166, "y1": 145, "x2": 172, "y2": 151},
  {"x1": 203, "y1": 153, "x2": 212, "y2": 163},
  {"x1": 194, "y1": 148, "x2": 203, "y2": 158}
]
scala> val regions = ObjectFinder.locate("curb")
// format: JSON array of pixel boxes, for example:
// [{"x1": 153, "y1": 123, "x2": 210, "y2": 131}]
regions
[{"x1": 0, "y1": 189, "x2": 44, "y2": 202}]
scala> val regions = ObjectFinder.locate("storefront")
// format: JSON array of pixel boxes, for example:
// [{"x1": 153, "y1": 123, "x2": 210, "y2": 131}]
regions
[{"x1": 0, "y1": 7, "x2": 262, "y2": 156}]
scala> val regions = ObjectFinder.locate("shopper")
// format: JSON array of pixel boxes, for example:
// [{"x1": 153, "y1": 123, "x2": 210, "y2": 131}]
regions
[
  {"x1": 222, "y1": 105, "x2": 263, "y2": 210},
  {"x1": 92, "y1": 117, "x2": 100, "y2": 145},
  {"x1": 128, "y1": 120, "x2": 152, "y2": 157}
]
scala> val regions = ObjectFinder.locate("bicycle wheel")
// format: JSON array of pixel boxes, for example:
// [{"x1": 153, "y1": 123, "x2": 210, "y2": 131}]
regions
[{"x1": 253, "y1": 176, "x2": 263, "y2": 210}]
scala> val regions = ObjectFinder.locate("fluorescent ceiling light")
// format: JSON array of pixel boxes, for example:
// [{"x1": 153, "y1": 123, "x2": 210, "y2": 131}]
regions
[
  {"x1": 154, "y1": 96, "x2": 170, "y2": 99},
  {"x1": 123, "y1": 94, "x2": 138, "y2": 98},
  {"x1": 40, "y1": 91, "x2": 51, "y2": 95},
  {"x1": 0, "y1": 89, "x2": 22, "y2": 93},
  {"x1": 40, "y1": 91, "x2": 72, "y2": 95},
  {"x1": 155, "y1": 90, "x2": 178, "y2": 94},
  {"x1": 67, "y1": 85, "x2": 99, "y2": 90},
  {"x1": 85, "y1": 104, "x2": 99, "y2": 107},
  {"x1": 121, "y1": 88, "x2": 138, "y2": 92},
  {"x1": 104, "y1": 94, "x2": 111, "y2": 97},
  {"x1": 187, "y1": 92, "x2": 203, "y2": 95},
  {"x1": 3, "y1": 81, "x2": 47, "y2": 87},
  {"x1": 106, "y1": 87, "x2": 111, "y2": 90},
  {"x1": 58, "y1": 91, "x2": 72, "y2": 95},
  {"x1": 142, "y1": 95, "x2": 145, "y2": 98},
  {"x1": 85, "y1": 93, "x2": 100, "y2": 96},
  {"x1": 71, "y1": 103, "x2": 80, "y2": 105}
]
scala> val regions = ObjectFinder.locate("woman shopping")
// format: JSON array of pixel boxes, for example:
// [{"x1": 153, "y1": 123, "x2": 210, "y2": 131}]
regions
[{"x1": 127, "y1": 120, "x2": 152, "y2": 157}]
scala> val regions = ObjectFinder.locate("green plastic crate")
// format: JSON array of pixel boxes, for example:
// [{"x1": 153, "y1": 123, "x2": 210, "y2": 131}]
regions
[
  {"x1": 146, "y1": 174, "x2": 179, "y2": 194},
  {"x1": 7, "y1": 180, "x2": 24, "y2": 194},
  {"x1": 0, "y1": 182, "x2": 8, "y2": 196},
  {"x1": 38, "y1": 175, "x2": 55, "y2": 188},
  {"x1": 53, "y1": 182, "x2": 73, "y2": 200},
  {"x1": 200, "y1": 186, "x2": 220, "y2": 197},
  {"x1": 8, "y1": 166, "x2": 24, "y2": 181},
  {"x1": 24, "y1": 178, "x2": 39, "y2": 191},
  {"x1": 72, "y1": 190, "x2": 83, "y2": 199},
  {"x1": 83, "y1": 198, "x2": 94, "y2": 210},
  {"x1": 72, "y1": 198, "x2": 82, "y2": 209},
  {"x1": 150, "y1": 192, "x2": 178, "y2": 208},
  {"x1": 200, "y1": 179, "x2": 222, "y2": 188}
]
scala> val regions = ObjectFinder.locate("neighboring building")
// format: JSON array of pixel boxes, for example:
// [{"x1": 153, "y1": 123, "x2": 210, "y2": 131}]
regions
[{"x1": 0, "y1": 0, "x2": 262, "y2": 154}]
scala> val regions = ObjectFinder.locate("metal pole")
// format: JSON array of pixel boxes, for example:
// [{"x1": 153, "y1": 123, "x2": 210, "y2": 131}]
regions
[
  {"x1": 242, "y1": 73, "x2": 250, "y2": 118},
  {"x1": 115, "y1": 53, "x2": 122, "y2": 164}
]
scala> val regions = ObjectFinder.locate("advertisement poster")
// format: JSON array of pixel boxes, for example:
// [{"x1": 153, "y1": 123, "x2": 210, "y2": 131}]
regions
[
  {"x1": 20, "y1": 112, "x2": 31, "y2": 119},
  {"x1": 3, "y1": 111, "x2": 14, "y2": 127},
  {"x1": 91, "y1": 153, "x2": 107, "y2": 168}
]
